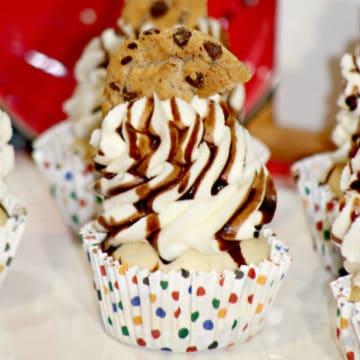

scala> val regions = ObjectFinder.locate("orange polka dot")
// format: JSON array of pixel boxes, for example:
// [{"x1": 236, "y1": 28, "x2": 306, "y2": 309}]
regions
[
  {"x1": 257, "y1": 275, "x2": 267, "y2": 285},
  {"x1": 118, "y1": 264, "x2": 128, "y2": 275},
  {"x1": 149, "y1": 294, "x2": 157, "y2": 303},
  {"x1": 218, "y1": 308, "x2": 227, "y2": 318},
  {"x1": 303, "y1": 198, "x2": 308, "y2": 207},
  {"x1": 133, "y1": 316, "x2": 143, "y2": 325},
  {"x1": 0, "y1": 264, "x2": 4, "y2": 272},
  {"x1": 255, "y1": 304, "x2": 263, "y2": 314},
  {"x1": 104, "y1": 286, "x2": 109, "y2": 295},
  {"x1": 340, "y1": 317, "x2": 349, "y2": 329}
]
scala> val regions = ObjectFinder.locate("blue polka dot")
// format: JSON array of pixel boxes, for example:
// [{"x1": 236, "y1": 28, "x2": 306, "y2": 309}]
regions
[
  {"x1": 112, "y1": 303, "x2": 117, "y2": 313},
  {"x1": 203, "y1": 320, "x2": 214, "y2": 330},
  {"x1": 161, "y1": 347, "x2": 172, "y2": 352},
  {"x1": 131, "y1": 296, "x2": 141, "y2": 306},
  {"x1": 65, "y1": 171, "x2": 73, "y2": 181},
  {"x1": 156, "y1": 307, "x2": 166, "y2": 318},
  {"x1": 188, "y1": 285, "x2": 192, "y2": 294}
]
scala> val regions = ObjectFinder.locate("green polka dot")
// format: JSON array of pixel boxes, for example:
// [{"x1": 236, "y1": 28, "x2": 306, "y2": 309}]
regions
[
  {"x1": 160, "y1": 281, "x2": 169, "y2": 290},
  {"x1": 70, "y1": 191, "x2": 77, "y2": 201},
  {"x1": 108, "y1": 317, "x2": 113, "y2": 326},
  {"x1": 118, "y1": 301, "x2": 123, "y2": 310},
  {"x1": 79, "y1": 234, "x2": 84, "y2": 244},
  {"x1": 270, "y1": 280, "x2": 274, "y2": 287},
  {"x1": 231, "y1": 319, "x2": 238, "y2": 330},
  {"x1": 323, "y1": 230, "x2": 330, "y2": 241},
  {"x1": 96, "y1": 195, "x2": 103, "y2": 204},
  {"x1": 191, "y1": 311, "x2": 199, "y2": 322},
  {"x1": 109, "y1": 282, "x2": 113, "y2": 292},
  {"x1": 178, "y1": 328, "x2": 189, "y2": 339},
  {"x1": 71, "y1": 214, "x2": 79, "y2": 225},
  {"x1": 212, "y1": 299, "x2": 220, "y2": 309},
  {"x1": 121, "y1": 326, "x2": 129, "y2": 336},
  {"x1": 305, "y1": 187, "x2": 310, "y2": 196},
  {"x1": 50, "y1": 185, "x2": 57, "y2": 197},
  {"x1": 337, "y1": 308, "x2": 340, "y2": 317}
]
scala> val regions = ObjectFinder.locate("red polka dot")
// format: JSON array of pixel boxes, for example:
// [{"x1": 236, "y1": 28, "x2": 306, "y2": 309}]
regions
[
  {"x1": 137, "y1": 338, "x2": 146, "y2": 347},
  {"x1": 248, "y1": 268, "x2": 256, "y2": 279},
  {"x1": 151, "y1": 330, "x2": 161, "y2": 339},
  {"x1": 316, "y1": 221, "x2": 323, "y2": 231},
  {"x1": 174, "y1": 307, "x2": 181, "y2": 318},
  {"x1": 229, "y1": 293, "x2": 238, "y2": 303},
  {"x1": 347, "y1": 352, "x2": 355, "y2": 360},
  {"x1": 314, "y1": 203, "x2": 320, "y2": 212},
  {"x1": 44, "y1": 161, "x2": 50, "y2": 169},
  {"x1": 100, "y1": 265, "x2": 107, "y2": 276},
  {"x1": 326, "y1": 201, "x2": 335, "y2": 211},
  {"x1": 247, "y1": 294, "x2": 254, "y2": 304},
  {"x1": 196, "y1": 286, "x2": 206, "y2": 296},
  {"x1": 79, "y1": 199, "x2": 87, "y2": 208},
  {"x1": 186, "y1": 346, "x2": 197, "y2": 352},
  {"x1": 219, "y1": 276, "x2": 225, "y2": 286},
  {"x1": 171, "y1": 291, "x2": 179, "y2": 301},
  {"x1": 132, "y1": 275, "x2": 138, "y2": 284},
  {"x1": 114, "y1": 281, "x2": 119, "y2": 290},
  {"x1": 336, "y1": 327, "x2": 340, "y2": 338},
  {"x1": 243, "y1": 323, "x2": 248, "y2": 331}
]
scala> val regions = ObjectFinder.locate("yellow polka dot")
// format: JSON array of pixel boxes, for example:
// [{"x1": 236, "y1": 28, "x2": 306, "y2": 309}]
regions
[
  {"x1": 104, "y1": 286, "x2": 109, "y2": 295},
  {"x1": 218, "y1": 308, "x2": 227, "y2": 318},
  {"x1": 340, "y1": 317, "x2": 349, "y2": 329},
  {"x1": 133, "y1": 316, "x2": 143, "y2": 325},
  {"x1": 257, "y1": 275, "x2": 267, "y2": 285},
  {"x1": 255, "y1": 304, "x2": 263, "y2": 314},
  {"x1": 118, "y1": 264, "x2": 128, "y2": 275},
  {"x1": 149, "y1": 293, "x2": 157, "y2": 303},
  {"x1": 0, "y1": 264, "x2": 4, "y2": 273},
  {"x1": 302, "y1": 198, "x2": 308, "y2": 207}
]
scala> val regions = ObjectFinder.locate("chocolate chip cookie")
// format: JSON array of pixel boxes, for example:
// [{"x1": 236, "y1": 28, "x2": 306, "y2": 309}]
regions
[{"x1": 103, "y1": 27, "x2": 251, "y2": 113}]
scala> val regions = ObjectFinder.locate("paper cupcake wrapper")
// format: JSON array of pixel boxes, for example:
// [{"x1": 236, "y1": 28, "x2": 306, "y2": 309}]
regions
[
  {"x1": 32, "y1": 121, "x2": 101, "y2": 231},
  {"x1": 80, "y1": 223, "x2": 291, "y2": 353},
  {"x1": 292, "y1": 152, "x2": 344, "y2": 276},
  {"x1": 331, "y1": 276, "x2": 360, "y2": 359},
  {"x1": 0, "y1": 195, "x2": 27, "y2": 287}
]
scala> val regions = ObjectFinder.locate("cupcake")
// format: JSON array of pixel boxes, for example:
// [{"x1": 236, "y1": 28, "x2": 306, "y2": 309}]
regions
[
  {"x1": 0, "y1": 110, "x2": 27, "y2": 287},
  {"x1": 292, "y1": 52, "x2": 360, "y2": 276},
  {"x1": 32, "y1": 0, "x2": 263, "y2": 232},
  {"x1": 80, "y1": 27, "x2": 291, "y2": 352},
  {"x1": 330, "y1": 127, "x2": 360, "y2": 359}
]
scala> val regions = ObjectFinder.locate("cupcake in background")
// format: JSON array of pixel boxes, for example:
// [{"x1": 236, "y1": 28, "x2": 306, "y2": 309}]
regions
[
  {"x1": 0, "y1": 110, "x2": 27, "y2": 287},
  {"x1": 292, "y1": 51, "x2": 360, "y2": 276},
  {"x1": 80, "y1": 27, "x2": 290, "y2": 352},
  {"x1": 33, "y1": 0, "x2": 266, "y2": 233},
  {"x1": 330, "y1": 118, "x2": 360, "y2": 359}
]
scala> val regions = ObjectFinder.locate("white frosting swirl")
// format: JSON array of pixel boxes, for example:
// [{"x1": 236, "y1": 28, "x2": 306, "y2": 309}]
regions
[
  {"x1": 64, "y1": 17, "x2": 245, "y2": 140},
  {"x1": 91, "y1": 95, "x2": 276, "y2": 264},
  {"x1": 0, "y1": 110, "x2": 14, "y2": 199}
]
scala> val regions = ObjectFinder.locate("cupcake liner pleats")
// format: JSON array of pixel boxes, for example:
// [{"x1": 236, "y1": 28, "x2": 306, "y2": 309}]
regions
[
  {"x1": 0, "y1": 195, "x2": 27, "y2": 287},
  {"x1": 80, "y1": 223, "x2": 291, "y2": 352},
  {"x1": 32, "y1": 121, "x2": 101, "y2": 231},
  {"x1": 331, "y1": 276, "x2": 360, "y2": 359},
  {"x1": 292, "y1": 152, "x2": 344, "y2": 276}
]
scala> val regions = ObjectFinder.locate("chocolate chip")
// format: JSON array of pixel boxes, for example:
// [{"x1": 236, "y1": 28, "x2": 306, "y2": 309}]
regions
[
  {"x1": 122, "y1": 87, "x2": 138, "y2": 102},
  {"x1": 150, "y1": 1, "x2": 169, "y2": 18},
  {"x1": 127, "y1": 42, "x2": 138, "y2": 49},
  {"x1": 121, "y1": 56, "x2": 132, "y2": 65},
  {"x1": 143, "y1": 27, "x2": 160, "y2": 35},
  {"x1": 181, "y1": 268, "x2": 190, "y2": 278},
  {"x1": 204, "y1": 41, "x2": 223, "y2": 60},
  {"x1": 173, "y1": 27, "x2": 192, "y2": 48},
  {"x1": 345, "y1": 94, "x2": 358, "y2": 111},
  {"x1": 185, "y1": 72, "x2": 204, "y2": 88},
  {"x1": 208, "y1": 341, "x2": 218, "y2": 350},
  {"x1": 109, "y1": 81, "x2": 120, "y2": 91}
]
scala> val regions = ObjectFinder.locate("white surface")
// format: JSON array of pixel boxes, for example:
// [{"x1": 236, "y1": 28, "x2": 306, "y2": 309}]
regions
[
  {"x1": 275, "y1": 0, "x2": 360, "y2": 131},
  {"x1": 0, "y1": 152, "x2": 342, "y2": 359}
]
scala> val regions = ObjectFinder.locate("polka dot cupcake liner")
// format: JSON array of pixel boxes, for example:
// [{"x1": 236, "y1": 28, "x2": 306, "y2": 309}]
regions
[
  {"x1": 292, "y1": 152, "x2": 344, "y2": 277},
  {"x1": 80, "y1": 222, "x2": 291, "y2": 353},
  {"x1": 331, "y1": 276, "x2": 360, "y2": 360},
  {"x1": 32, "y1": 121, "x2": 101, "y2": 232},
  {"x1": 0, "y1": 195, "x2": 27, "y2": 288}
]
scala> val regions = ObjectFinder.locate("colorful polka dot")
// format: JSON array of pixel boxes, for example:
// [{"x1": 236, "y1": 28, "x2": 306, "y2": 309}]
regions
[
  {"x1": 100, "y1": 265, "x2": 107, "y2": 276},
  {"x1": 118, "y1": 301, "x2": 123, "y2": 310},
  {"x1": 231, "y1": 319, "x2": 238, "y2": 329},
  {"x1": 186, "y1": 346, "x2": 197, "y2": 352},
  {"x1": 203, "y1": 320, "x2": 214, "y2": 330},
  {"x1": 257, "y1": 275, "x2": 267, "y2": 285},
  {"x1": 178, "y1": 328, "x2": 189, "y2": 339},
  {"x1": 151, "y1": 330, "x2": 161, "y2": 339},
  {"x1": 218, "y1": 308, "x2": 227, "y2": 318},
  {"x1": 112, "y1": 303, "x2": 117, "y2": 312},
  {"x1": 323, "y1": 230, "x2": 330, "y2": 241},
  {"x1": 171, "y1": 291, "x2": 179, "y2": 301},
  {"x1": 156, "y1": 307, "x2": 166, "y2": 318},
  {"x1": 174, "y1": 307, "x2": 181, "y2": 318},
  {"x1": 143, "y1": 277, "x2": 150, "y2": 285},
  {"x1": 248, "y1": 268, "x2": 256, "y2": 279},
  {"x1": 234, "y1": 269, "x2": 244, "y2": 279},
  {"x1": 137, "y1": 338, "x2": 146, "y2": 347},
  {"x1": 212, "y1": 298, "x2": 220, "y2": 309},
  {"x1": 255, "y1": 304, "x2": 264, "y2": 314},
  {"x1": 131, "y1": 296, "x2": 141, "y2": 306},
  {"x1": 346, "y1": 352, "x2": 355, "y2": 360},
  {"x1": 196, "y1": 286, "x2": 206, "y2": 296},
  {"x1": 181, "y1": 269, "x2": 190, "y2": 278},
  {"x1": 208, "y1": 341, "x2": 218, "y2": 350},
  {"x1": 118, "y1": 264, "x2": 128, "y2": 275},
  {"x1": 107, "y1": 317, "x2": 113, "y2": 326},
  {"x1": 160, "y1": 280, "x2": 168, "y2": 290},
  {"x1": 229, "y1": 293, "x2": 238, "y2": 303},
  {"x1": 191, "y1": 311, "x2": 200, "y2": 322},
  {"x1": 133, "y1": 316, "x2": 143, "y2": 325},
  {"x1": 247, "y1": 294, "x2": 254, "y2": 304},
  {"x1": 340, "y1": 317, "x2": 349, "y2": 329},
  {"x1": 121, "y1": 326, "x2": 129, "y2": 336},
  {"x1": 65, "y1": 171, "x2": 73, "y2": 181}
]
